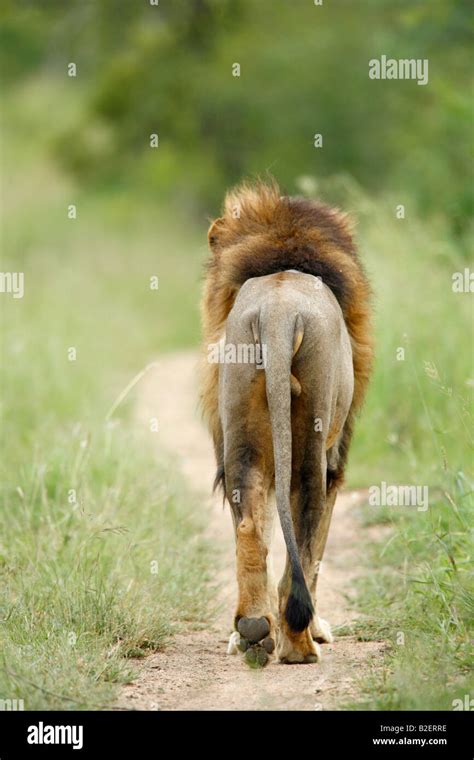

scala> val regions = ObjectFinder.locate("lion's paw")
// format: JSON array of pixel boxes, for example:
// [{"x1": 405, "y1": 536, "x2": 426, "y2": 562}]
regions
[
  {"x1": 279, "y1": 640, "x2": 321, "y2": 664},
  {"x1": 234, "y1": 616, "x2": 275, "y2": 668},
  {"x1": 277, "y1": 622, "x2": 322, "y2": 664}
]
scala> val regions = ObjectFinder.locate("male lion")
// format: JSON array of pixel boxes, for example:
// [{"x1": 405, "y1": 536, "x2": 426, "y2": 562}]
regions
[{"x1": 200, "y1": 180, "x2": 373, "y2": 665}]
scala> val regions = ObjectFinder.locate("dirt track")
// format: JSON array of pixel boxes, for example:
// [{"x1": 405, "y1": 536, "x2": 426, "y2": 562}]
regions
[{"x1": 116, "y1": 351, "x2": 385, "y2": 710}]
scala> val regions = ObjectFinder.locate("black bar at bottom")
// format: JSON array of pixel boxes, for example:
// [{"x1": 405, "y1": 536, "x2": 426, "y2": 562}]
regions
[{"x1": 0, "y1": 709, "x2": 471, "y2": 757}]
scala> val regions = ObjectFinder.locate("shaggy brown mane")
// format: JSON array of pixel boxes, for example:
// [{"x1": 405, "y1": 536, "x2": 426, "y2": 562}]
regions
[{"x1": 199, "y1": 179, "x2": 374, "y2": 485}]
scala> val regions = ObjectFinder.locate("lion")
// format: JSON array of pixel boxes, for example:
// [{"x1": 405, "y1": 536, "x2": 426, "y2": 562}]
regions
[{"x1": 199, "y1": 179, "x2": 373, "y2": 665}]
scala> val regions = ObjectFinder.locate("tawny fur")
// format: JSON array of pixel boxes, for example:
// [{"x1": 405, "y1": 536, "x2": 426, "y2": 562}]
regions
[{"x1": 199, "y1": 178, "x2": 374, "y2": 486}]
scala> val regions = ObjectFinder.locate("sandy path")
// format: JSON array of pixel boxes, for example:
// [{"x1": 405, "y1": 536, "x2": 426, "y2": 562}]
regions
[{"x1": 116, "y1": 351, "x2": 385, "y2": 711}]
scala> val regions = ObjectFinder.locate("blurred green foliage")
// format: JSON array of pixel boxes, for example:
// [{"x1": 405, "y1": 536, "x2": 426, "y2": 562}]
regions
[{"x1": 1, "y1": 0, "x2": 472, "y2": 236}]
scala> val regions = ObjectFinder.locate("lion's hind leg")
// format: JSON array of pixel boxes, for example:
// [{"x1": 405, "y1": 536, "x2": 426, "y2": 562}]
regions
[
  {"x1": 225, "y1": 455, "x2": 277, "y2": 667},
  {"x1": 276, "y1": 493, "x2": 323, "y2": 665}
]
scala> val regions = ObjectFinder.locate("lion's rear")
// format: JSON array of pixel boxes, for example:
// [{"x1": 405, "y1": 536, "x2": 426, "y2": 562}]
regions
[{"x1": 199, "y1": 178, "x2": 373, "y2": 665}]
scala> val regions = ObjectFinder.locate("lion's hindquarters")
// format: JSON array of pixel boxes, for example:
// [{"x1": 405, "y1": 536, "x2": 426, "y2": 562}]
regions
[{"x1": 219, "y1": 275, "x2": 355, "y2": 662}]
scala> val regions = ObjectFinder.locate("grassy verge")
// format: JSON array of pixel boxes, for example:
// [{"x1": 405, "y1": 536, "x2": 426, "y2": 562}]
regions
[
  {"x1": 0, "y1": 208, "x2": 212, "y2": 708},
  {"x1": 0, "y1": 428, "x2": 213, "y2": 710},
  {"x1": 315, "y1": 178, "x2": 473, "y2": 710},
  {"x1": 342, "y1": 473, "x2": 473, "y2": 710},
  {"x1": 1, "y1": 82, "x2": 212, "y2": 710}
]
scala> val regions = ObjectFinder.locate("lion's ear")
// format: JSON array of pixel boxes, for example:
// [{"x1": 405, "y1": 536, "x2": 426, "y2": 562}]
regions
[{"x1": 208, "y1": 217, "x2": 225, "y2": 252}]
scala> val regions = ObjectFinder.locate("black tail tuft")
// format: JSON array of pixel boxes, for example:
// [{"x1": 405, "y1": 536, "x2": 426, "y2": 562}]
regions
[{"x1": 285, "y1": 570, "x2": 314, "y2": 633}]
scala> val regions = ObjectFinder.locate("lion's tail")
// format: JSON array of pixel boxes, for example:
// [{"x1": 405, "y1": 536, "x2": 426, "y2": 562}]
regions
[{"x1": 258, "y1": 307, "x2": 314, "y2": 633}]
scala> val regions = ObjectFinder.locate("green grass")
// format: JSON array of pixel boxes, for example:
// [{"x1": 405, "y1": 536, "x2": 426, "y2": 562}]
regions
[
  {"x1": 0, "y1": 430, "x2": 213, "y2": 709},
  {"x1": 340, "y1": 475, "x2": 473, "y2": 711},
  {"x1": 319, "y1": 178, "x2": 474, "y2": 709},
  {"x1": 0, "y1": 196, "x2": 213, "y2": 708},
  {"x1": 1, "y1": 81, "x2": 214, "y2": 710}
]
